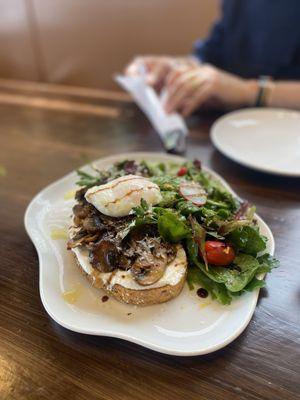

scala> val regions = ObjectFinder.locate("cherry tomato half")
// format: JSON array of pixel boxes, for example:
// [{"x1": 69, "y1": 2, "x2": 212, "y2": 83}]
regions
[
  {"x1": 177, "y1": 167, "x2": 188, "y2": 176},
  {"x1": 204, "y1": 241, "x2": 235, "y2": 266}
]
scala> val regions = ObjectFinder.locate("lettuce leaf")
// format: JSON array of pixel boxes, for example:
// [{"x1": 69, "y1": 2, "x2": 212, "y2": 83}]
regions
[
  {"x1": 226, "y1": 225, "x2": 267, "y2": 256},
  {"x1": 207, "y1": 254, "x2": 260, "y2": 292},
  {"x1": 187, "y1": 267, "x2": 232, "y2": 305},
  {"x1": 243, "y1": 277, "x2": 266, "y2": 292},
  {"x1": 256, "y1": 254, "x2": 279, "y2": 273}
]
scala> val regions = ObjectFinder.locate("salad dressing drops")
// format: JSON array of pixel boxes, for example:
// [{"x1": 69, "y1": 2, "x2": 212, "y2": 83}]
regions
[{"x1": 197, "y1": 288, "x2": 208, "y2": 298}]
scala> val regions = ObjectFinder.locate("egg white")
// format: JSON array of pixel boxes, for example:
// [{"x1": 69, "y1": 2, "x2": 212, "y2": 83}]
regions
[{"x1": 85, "y1": 174, "x2": 162, "y2": 217}]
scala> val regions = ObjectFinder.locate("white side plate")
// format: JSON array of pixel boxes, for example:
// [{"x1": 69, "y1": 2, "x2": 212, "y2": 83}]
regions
[
  {"x1": 24, "y1": 152, "x2": 274, "y2": 356},
  {"x1": 211, "y1": 108, "x2": 300, "y2": 176}
]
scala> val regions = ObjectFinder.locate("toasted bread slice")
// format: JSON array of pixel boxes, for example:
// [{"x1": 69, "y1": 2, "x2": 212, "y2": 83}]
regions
[{"x1": 71, "y1": 241, "x2": 187, "y2": 306}]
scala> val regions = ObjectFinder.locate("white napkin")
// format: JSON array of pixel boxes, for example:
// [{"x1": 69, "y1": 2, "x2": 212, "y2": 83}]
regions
[{"x1": 114, "y1": 68, "x2": 188, "y2": 145}]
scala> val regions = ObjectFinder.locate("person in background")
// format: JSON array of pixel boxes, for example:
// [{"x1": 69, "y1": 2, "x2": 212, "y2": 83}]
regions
[{"x1": 125, "y1": 0, "x2": 300, "y2": 116}]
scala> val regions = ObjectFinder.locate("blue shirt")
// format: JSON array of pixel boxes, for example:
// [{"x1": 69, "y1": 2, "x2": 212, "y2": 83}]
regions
[{"x1": 194, "y1": 0, "x2": 300, "y2": 79}]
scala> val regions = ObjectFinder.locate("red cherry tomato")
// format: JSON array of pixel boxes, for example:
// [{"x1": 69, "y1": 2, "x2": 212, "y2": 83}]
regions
[
  {"x1": 177, "y1": 167, "x2": 188, "y2": 176},
  {"x1": 204, "y1": 241, "x2": 235, "y2": 266}
]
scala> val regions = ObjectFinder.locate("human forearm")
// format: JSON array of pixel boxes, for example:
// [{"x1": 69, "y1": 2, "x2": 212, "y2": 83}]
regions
[
  {"x1": 235, "y1": 79, "x2": 300, "y2": 110},
  {"x1": 267, "y1": 81, "x2": 300, "y2": 109}
]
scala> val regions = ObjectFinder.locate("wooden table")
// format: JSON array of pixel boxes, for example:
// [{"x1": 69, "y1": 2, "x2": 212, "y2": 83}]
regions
[{"x1": 0, "y1": 80, "x2": 299, "y2": 400}]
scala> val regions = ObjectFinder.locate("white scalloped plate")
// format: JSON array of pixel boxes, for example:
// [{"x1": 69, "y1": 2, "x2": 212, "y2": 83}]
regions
[
  {"x1": 24, "y1": 152, "x2": 274, "y2": 356},
  {"x1": 211, "y1": 108, "x2": 300, "y2": 176}
]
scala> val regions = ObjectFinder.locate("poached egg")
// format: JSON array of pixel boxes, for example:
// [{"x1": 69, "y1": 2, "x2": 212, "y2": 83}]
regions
[{"x1": 85, "y1": 174, "x2": 162, "y2": 217}]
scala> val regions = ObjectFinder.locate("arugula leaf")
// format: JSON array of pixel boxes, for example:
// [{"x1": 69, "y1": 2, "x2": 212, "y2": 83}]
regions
[
  {"x1": 256, "y1": 254, "x2": 279, "y2": 274},
  {"x1": 151, "y1": 175, "x2": 181, "y2": 191},
  {"x1": 176, "y1": 199, "x2": 201, "y2": 216},
  {"x1": 76, "y1": 170, "x2": 103, "y2": 187},
  {"x1": 184, "y1": 164, "x2": 214, "y2": 189},
  {"x1": 206, "y1": 230, "x2": 225, "y2": 240},
  {"x1": 235, "y1": 203, "x2": 256, "y2": 221},
  {"x1": 226, "y1": 225, "x2": 267, "y2": 256},
  {"x1": 133, "y1": 198, "x2": 149, "y2": 216},
  {"x1": 205, "y1": 198, "x2": 234, "y2": 213},
  {"x1": 240, "y1": 254, "x2": 279, "y2": 293},
  {"x1": 188, "y1": 216, "x2": 208, "y2": 270},
  {"x1": 76, "y1": 163, "x2": 124, "y2": 188},
  {"x1": 142, "y1": 160, "x2": 182, "y2": 177},
  {"x1": 198, "y1": 204, "x2": 237, "y2": 230},
  {"x1": 187, "y1": 166, "x2": 239, "y2": 211},
  {"x1": 132, "y1": 199, "x2": 157, "y2": 226},
  {"x1": 219, "y1": 219, "x2": 253, "y2": 235},
  {"x1": 157, "y1": 210, "x2": 190, "y2": 242},
  {"x1": 219, "y1": 205, "x2": 256, "y2": 235},
  {"x1": 141, "y1": 161, "x2": 166, "y2": 176},
  {"x1": 215, "y1": 208, "x2": 232, "y2": 219}
]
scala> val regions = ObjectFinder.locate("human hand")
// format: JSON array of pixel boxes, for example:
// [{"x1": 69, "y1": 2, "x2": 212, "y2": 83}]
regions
[
  {"x1": 164, "y1": 64, "x2": 258, "y2": 116},
  {"x1": 125, "y1": 55, "x2": 198, "y2": 91}
]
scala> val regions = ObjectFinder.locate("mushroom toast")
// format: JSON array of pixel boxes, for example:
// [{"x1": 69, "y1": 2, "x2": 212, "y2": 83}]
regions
[{"x1": 68, "y1": 159, "x2": 278, "y2": 306}]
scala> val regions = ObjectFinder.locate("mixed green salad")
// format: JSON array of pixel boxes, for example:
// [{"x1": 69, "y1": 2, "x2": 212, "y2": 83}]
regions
[{"x1": 76, "y1": 159, "x2": 278, "y2": 305}]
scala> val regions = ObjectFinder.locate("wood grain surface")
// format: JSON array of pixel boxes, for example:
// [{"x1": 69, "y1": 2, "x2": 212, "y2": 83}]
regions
[{"x1": 0, "y1": 81, "x2": 299, "y2": 400}]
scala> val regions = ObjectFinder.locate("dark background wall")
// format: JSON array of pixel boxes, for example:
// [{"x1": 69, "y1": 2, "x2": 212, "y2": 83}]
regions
[{"x1": 0, "y1": 0, "x2": 218, "y2": 90}]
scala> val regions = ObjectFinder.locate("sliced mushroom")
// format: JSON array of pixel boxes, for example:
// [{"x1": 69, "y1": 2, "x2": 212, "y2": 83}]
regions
[
  {"x1": 67, "y1": 229, "x2": 86, "y2": 249},
  {"x1": 89, "y1": 239, "x2": 120, "y2": 272},
  {"x1": 118, "y1": 254, "x2": 131, "y2": 270},
  {"x1": 75, "y1": 187, "x2": 88, "y2": 202},
  {"x1": 82, "y1": 215, "x2": 104, "y2": 233},
  {"x1": 131, "y1": 253, "x2": 168, "y2": 286},
  {"x1": 67, "y1": 230, "x2": 99, "y2": 249},
  {"x1": 72, "y1": 204, "x2": 91, "y2": 219},
  {"x1": 129, "y1": 224, "x2": 157, "y2": 242}
]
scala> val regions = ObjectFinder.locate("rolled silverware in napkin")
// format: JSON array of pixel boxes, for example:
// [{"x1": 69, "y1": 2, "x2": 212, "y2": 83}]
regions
[
  {"x1": 115, "y1": 67, "x2": 188, "y2": 154},
  {"x1": 163, "y1": 129, "x2": 186, "y2": 154}
]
